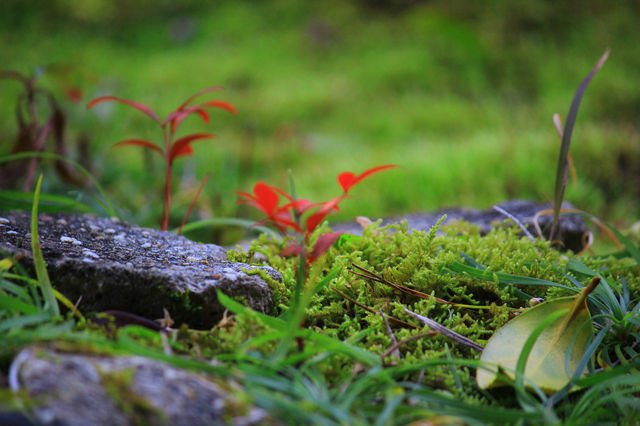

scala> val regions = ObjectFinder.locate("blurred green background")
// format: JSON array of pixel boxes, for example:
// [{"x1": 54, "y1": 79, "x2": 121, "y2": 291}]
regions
[{"x1": 1, "y1": 0, "x2": 639, "y2": 244}]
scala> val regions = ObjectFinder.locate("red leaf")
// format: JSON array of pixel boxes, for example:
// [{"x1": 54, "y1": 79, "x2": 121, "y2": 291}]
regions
[
  {"x1": 165, "y1": 101, "x2": 234, "y2": 133},
  {"x1": 236, "y1": 198, "x2": 267, "y2": 213},
  {"x1": 253, "y1": 182, "x2": 280, "y2": 214},
  {"x1": 88, "y1": 96, "x2": 161, "y2": 124},
  {"x1": 281, "y1": 244, "x2": 305, "y2": 257},
  {"x1": 294, "y1": 199, "x2": 315, "y2": 214},
  {"x1": 338, "y1": 172, "x2": 357, "y2": 193},
  {"x1": 338, "y1": 165, "x2": 398, "y2": 193},
  {"x1": 112, "y1": 139, "x2": 164, "y2": 156},
  {"x1": 172, "y1": 144, "x2": 194, "y2": 158},
  {"x1": 272, "y1": 214, "x2": 304, "y2": 234},
  {"x1": 168, "y1": 101, "x2": 235, "y2": 132},
  {"x1": 169, "y1": 133, "x2": 215, "y2": 163},
  {"x1": 305, "y1": 195, "x2": 345, "y2": 235},
  {"x1": 235, "y1": 190, "x2": 255, "y2": 202},
  {"x1": 279, "y1": 199, "x2": 319, "y2": 215},
  {"x1": 200, "y1": 100, "x2": 237, "y2": 114},
  {"x1": 176, "y1": 86, "x2": 223, "y2": 110},
  {"x1": 236, "y1": 189, "x2": 278, "y2": 217},
  {"x1": 166, "y1": 107, "x2": 210, "y2": 132},
  {"x1": 308, "y1": 232, "x2": 343, "y2": 263},
  {"x1": 194, "y1": 108, "x2": 210, "y2": 122},
  {"x1": 271, "y1": 186, "x2": 296, "y2": 203},
  {"x1": 237, "y1": 182, "x2": 306, "y2": 234}
]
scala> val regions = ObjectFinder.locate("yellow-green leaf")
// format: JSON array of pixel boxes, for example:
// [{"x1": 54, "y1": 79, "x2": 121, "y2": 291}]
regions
[{"x1": 477, "y1": 278, "x2": 600, "y2": 394}]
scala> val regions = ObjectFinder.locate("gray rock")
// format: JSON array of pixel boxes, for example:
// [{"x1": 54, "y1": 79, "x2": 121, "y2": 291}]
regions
[
  {"x1": 0, "y1": 212, "x2": 281, "y2": 329},
  {"x1": 332, "y1": 200, "x2": 589, "y2": 253},
  {"x1": 10, "y1": 347, "x2": 268, "y2": 426}
]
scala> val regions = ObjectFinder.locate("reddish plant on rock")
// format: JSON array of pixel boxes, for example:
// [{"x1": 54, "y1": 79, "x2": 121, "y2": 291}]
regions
[
  {"x1": 237, "y1": 165, "x2": 396, "y2": 355},
  {"x1": 89, "y1": 87, "x2": 236, "y2": 231},
  {"x1": 237, "y1": 165, "x2": 397, "y2": 264}
]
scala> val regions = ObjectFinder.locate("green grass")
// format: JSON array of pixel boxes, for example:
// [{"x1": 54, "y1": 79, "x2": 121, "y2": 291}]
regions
[{"x1": 1, "y1": 0, "x2": 639, "y2": 243}]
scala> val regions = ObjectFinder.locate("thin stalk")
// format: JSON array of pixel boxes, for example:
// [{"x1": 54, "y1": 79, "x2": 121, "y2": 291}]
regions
[
  {"x1": 178, "y1": 172, "x2": 209, "y2": 235},
  {"x1": 404, "y1": 308, "x2": 484, "y2": 352},
  {"x1": 162, "y1": 126, "x2": 171, "y2": 231},
  {"x1": 272, "y1": 171, "x2": 307, "y2": 360},
  {"x1": 331, "y1": 286, "x2": 419, "y2": 329},
  {"x1": 287, "y1": 170, "x2": 306, "y2": 316},
  {"x1": 24, "y1": 118, "x2": 52, "y2": 191},
  {"x1": 23, "y1": 80, "x2": 39, "y2": 191}
]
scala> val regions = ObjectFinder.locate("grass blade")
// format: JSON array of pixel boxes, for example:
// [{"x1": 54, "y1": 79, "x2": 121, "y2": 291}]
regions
[
  {"x1": 550, "y1": 49, "x2": 609, "y2": 240},
  {"x1": 174, "y1": 217, "x2": 279, "y2": 237},
  {"x1": 31, "y1": 175, "x2": 59, "y2": 317},
  {"x1": 0, "y1": 152, "x2": 116, "y2": 217},
  {"x1": 449, "y1": 261, "x2": 575, "y2": 296},
  {"x1": 0, "y1": 312, "x2": 52, "y2": 333},
  {"x1": 0, "y1": 190, "x2": 96, "y2": 213},
  {"x1": 0, "y1": 293, "x2": 38, "y2": 315}
]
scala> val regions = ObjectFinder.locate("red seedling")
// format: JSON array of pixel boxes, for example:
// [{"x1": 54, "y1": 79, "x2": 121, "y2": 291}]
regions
[
  {"x1": 237, "y1": 165, "x2": 397, "y2": 264},
  {"x1": 238, "y1": 165, "x2": 396, "y2": 355},
  {"x1": 236, "y1": 182, "x2": 304, "y2": 234},
  {"x1": 89, "y1": 87, "x2": 236, "y2": 231}
]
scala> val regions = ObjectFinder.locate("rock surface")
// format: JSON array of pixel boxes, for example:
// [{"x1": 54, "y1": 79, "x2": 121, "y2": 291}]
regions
[
  {"x1": 10, "y1": 346, "x2": 267, "y2": 425},
  {"x1": 332, "y1": 200, "x2": 589, "y2": 253},
  {"x1": 0, "y1": 212, "x2": 281, "y2": 329}
]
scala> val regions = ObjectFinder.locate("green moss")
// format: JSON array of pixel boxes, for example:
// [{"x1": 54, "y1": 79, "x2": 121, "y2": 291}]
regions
[
  {"x1": 228, "y1": 218, "x2": 640, "y2": 394},
  {"x1": 156, "y1": 285, "x2": 202, "y2": 315},
  {"x1": 241, "y1": 266, "x2": 287, "y2": 308},
  {"x1": 207, "y1": 305, "x2": 276, "y2": 356}
]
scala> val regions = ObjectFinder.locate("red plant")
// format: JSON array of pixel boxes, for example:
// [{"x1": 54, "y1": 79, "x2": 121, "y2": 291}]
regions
[
  {"x1": 88, "y1": 87, "x2": 236, "y2": 231},
  {"x1": 237, "y1": 165, "x2": 397, "y2": 264}
]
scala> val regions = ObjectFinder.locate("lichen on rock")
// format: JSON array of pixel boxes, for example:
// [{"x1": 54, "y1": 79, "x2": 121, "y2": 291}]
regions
[{"x1": 0, "y1": 211, "x2": 281, "y2": 329}]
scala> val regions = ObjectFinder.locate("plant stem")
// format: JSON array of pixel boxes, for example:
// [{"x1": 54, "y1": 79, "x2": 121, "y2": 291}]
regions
[
  {"x1": 178, "y1": 172, "x2": 210, "y2": 235},
  {"x1": 271, "y1": 171, "x2": 307, "y2": 360},
  {"x1": 161, "y1": 127, "x2": 171, "y2": 231},
  {"x1": 23, "y1": 80, "x2": 41, "y2": 192},
  {"x1": 23, "y1": 118, "x2": 53, "y2": 192},
  {"x1": 287, "y1": 170, "x2": 305, "y2": 315}
]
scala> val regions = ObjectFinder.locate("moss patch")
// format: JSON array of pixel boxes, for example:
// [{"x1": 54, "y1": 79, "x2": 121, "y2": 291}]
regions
[{"x1": 223, "y1": 218, "x2": 640, "y2": 395}]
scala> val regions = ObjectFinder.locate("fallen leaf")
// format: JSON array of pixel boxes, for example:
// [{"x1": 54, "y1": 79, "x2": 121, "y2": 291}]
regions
[{"x1": 477, "y1": 277, "x2": 600, "y2": 394}]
